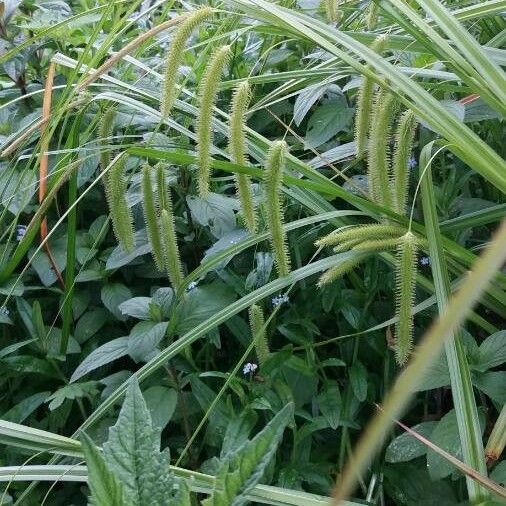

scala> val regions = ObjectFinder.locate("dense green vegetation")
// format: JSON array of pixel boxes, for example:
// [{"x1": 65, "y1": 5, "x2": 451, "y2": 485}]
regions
[{"x1": 0, "y1": 0, "x2": 505, "y2": 504}]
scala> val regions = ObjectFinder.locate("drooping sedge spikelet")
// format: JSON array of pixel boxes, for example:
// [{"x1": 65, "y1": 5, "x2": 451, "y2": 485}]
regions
[
  {"x1": 104, "y1": 152, "x2": 134, "y2": 252},
  {"x1": 317, "y1": 257, "x2": 364, "y2": 288},
  {"x1": 394, "y1": 232, "x2": 418, "y2": 365},
  {"x1": 354, "y1": 35, "x2": 388, "y2": 158},
  {"x1": 353, "y1": 237, "x2": 401, "y2": 252},
  {"x1": 160, "y1": 198, "x2": 184, "y2": 290},
  {"x1": 229, "y1": 81, "x2": 257, "y2": 234},
  {"x1": 316, "y1": 223, "x2": 405, "y2": 248},
  {"x1": 366, "y1": 1, "x2": 379, "y2": 30},
  {"x1": 98, "y1": 105, "x2": 116, "y2": 171},
  {"x1": 161, "y1": 7, "x2": 213, "y2": 120},
  {"x1": 368, "y1": 87, "x2": 397, "y2": 209},
  {"x1": 265, "y1": 140, "x2": 291, "y2": 277},
  {"x1": 156, "y1": 162, "x2": 168, "y2": 212},
  {"x1": 322, "y1": 0, "x2": 341, "y2": 23},
  {"x1": 141, "y1": 164, "x2": 164, "y2": 271},
  {"x1": 249, "y1": 304, "x2": 270, "y2": 366},
  {"x1": 391, "y1": 110, "x2": 417, "y2": 215},
  {"x1": 196, "y1": 45, "x2": 231, "y2": 197}
]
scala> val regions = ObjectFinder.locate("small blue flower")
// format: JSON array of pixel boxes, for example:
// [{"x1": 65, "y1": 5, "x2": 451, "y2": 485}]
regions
[
  {"x1": 408, "y1": 156, "x2": 417, "y2": 170},
  {"x1": 420, "y1": 256, "x2": 430, "y2": 266},
  {"x1": 243, "y1": 362, "x2": 258, "y2": 375},
  {"x1": 16, "y1": 225, "x2": 27, "y2": 241},
  {"x1": 0, "y1": 306, "x2": 9, "y2": 316},
  {"x1": 186, "y1": 281, "x2": 198, "y2": 291},
  {"x1": 271, "y1": 293, "x2": 289, "y2": 306}
]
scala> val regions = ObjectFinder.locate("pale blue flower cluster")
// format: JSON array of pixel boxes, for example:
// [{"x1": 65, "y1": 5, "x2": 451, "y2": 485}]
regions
[
  {"x1": 243, "y1": 362, "x2": 258, "y2": 375},
  {"x1": 272, "y1": 293, "x2": 289, "y2": 306},
  {"x1": 16, "y1": 225, "x2": 27, "y2": 241},
  {"x1": 408, "y1": 156, "x2": 417, "y2": 169},
  {"x1": 186, "y1": 281, "x2": 198, "y2": 291},
  {"x1": 420, "y1": 256, "x2": 430, "y2": 266}
]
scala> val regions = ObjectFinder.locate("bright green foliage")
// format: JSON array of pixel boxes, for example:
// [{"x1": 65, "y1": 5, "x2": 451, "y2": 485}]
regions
[
  {"x1": 249, "y1": 304, "x2": 270, "y2": 365},
  {"x1": 316, "y1": 223, "x2": 405, "y2": 248},
  {"x1": 317, "y1": 257, "x2": 365, "y2": 287},
  {"x1": 141, "y1": 164, "x2": 164, "y2": 271},
  {"x1": 98, "y1": 105, "x2": 116, "y2": 172},
  {"x1": 161, "y1": 7, "x2": 213, "y2": 120},
  {"x1": 354, "y1": 34, "x2": 388, "y2": 158},
  {"x1": 80, "y1": 432, "x2": 127, "y2": 506},
  {"x1": 366, "y1": 1, "x2": 379, "y2": 29},
  {"x1": 368, "y1": 87, "x2": 397, "y2": 210},
  {"x1": 196, "y1": 45, "x2": 231, "y2": 197},
  {"x1": 394, "y1": 232, "x2": 418, "y2": 365},
  {"x1": 229, "y1": 81, "x2": 257, "y2": 233},
  {"x1": 81, "y1": 380, "x2": 190, "y2": 505},
  {"x1": 202, "y1": 403, "x2": 293, "y2": 506},
  {"x1": 104, "y1": 152, "x2": 134, "y2": 252},
  {"x1": 265, "y1": 140, "x2": 291, "y2": 277},
  {"x1": 161, "y1": 206, "x2": 184, "y2": 290},
  {"x1": 392, "y1": 110, "x2": 417, "y2": 215}
]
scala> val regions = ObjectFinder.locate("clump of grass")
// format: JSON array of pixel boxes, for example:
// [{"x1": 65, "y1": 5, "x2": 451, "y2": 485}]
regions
[{"x1": 196, "y1": 45, "x2": 231, "y2": 197}]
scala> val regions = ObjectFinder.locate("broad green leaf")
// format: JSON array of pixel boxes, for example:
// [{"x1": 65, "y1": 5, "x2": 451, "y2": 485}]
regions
[
  {"x1": 102, "y1": 380, "x2": 176, "y2": 505},
  {"x1": 1, "y1": 392, "x2": 50, "y2": 424},
  {"x1": 472, "y1": 371, "x2": 506, "y2": 404},
  {"x1": 101, "y1": 283, "x2": 132, "y2": 321},
  {"x1": 304, "y1": 100, "x2": 353, "y2": 148},
  {"x1": 70, "y1": 337, "x2": 129, "y2": 383},
  {"x1": 75, "y1": 308, "x2": 110, "y2": 344},
  {"x1": 143, "y1": 386, "x2": 177, "y2": 430},
  {"x1": 118, "y1": 297, "x2": 153, "y2": 320},
  {"x1": 46, "y1": 382, "x2": 98, "y2": 411},
  {"x1": 385, "y1": 422, "x2": 438, "y2": 463},
  {"x1": 477, "y1": 331, "x2": 506, "y2": 371},
  {"x1": 202, "y1": 403, "x2": 294, "y2": 506},
  {"x1": 127, "y1": 321, "x2": 168, "y2": 363},
  {"x1": 349, "y1": 361, "x2": 367, "y2": 402},
  {"x1": 106, "y1": 229, "x2": 152, "y2": 270},
  {"x1": 80, "y1": 432, "x2": 127, "y2": 506},
  {"x1": 317, "y1": 382, "x2": 341, "y2": 430}
]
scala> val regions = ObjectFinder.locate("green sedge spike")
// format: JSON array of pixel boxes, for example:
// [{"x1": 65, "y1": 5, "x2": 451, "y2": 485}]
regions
[
  {"x1": 391, "y1": 110, "x2": 417, "y2": 215},
  {"x1": 141, "y1": 164, "x2": 164, "y2": 271},
  {"x1": 161, "y1": 7, "x2": 213, "y2": 120},
  {"x1": 265, "y1": 140, "x2": 291, "y2": 277},
  {"x1": 196, "y1": 45, "x2": 231, "y2": 198},
  {"x1": 249, "y1": 304, "x2": 270, "y2": 366},
  {"x1": 353, "y1": 237, "x2": 401, "y2": 252},
  {"x1": 368, "y1": 87, "x2": 397, "y2": 209},
  {"x1": 104, "y1": 153, "x2": 134, "y2": 252},
  {"x1": 354, "y1": 35, "x2": 388, "y2": 158},
  {"x1": 155, "y1": 162, "x2": 169, "y2": 213},
  {"x1": 317, "y1": 257, "x2": 364, "y2": 288},
  {"x1": 229, "y1": 81, "x2": 257, "y2": 234},
  {"x1": 366, "y1": 1, "x2": 379, "y2": 30},
  {"x1": 394, "y1": 232, "x2": 418, "y2": 365},
  {"x1": 98, "y1": 105, "x2": 116, "y2": 171},
  {"x1": 316, "y1": 223, "x2": 405, "y2": 248},
  {"x1": 160, "y1": 201, "x2": 184, "y2": 290},
  {"x1": 323, "y1": 0, "x2": 341, "y2": 23},
  {"x1": 332, "y1": 238, "x2": 367, "y2": 253}
]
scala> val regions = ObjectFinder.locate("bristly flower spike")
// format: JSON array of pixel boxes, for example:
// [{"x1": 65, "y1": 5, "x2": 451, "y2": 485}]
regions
[
  {"x1": 249, "y1": 304, "x2": 270, "y2": 366},
  {"x1": 367, "y1": 86, "x2": 396, "y2": 210},
  {"x1": 161, "y1": 7, "x2": 213, "y2": 120},
  {"x1": 323, "y1": 0, "x2": 341, "y2": 24},
  {"x1": 160, "y1": 192, "x2": 184, "y2": 290},
  {"x1": 394, "y1": 231, "x2": 418, "y2": 365},
  {"x1": 196, "y1": 45, "x2": 231, "y2": 198},
  {"x1": 265, "y1": 140, "x2": 291, "y2": 277},
  {"x1": 391, "y1": 110, "x2": 417, "y2": 215},
  {"x1": 317, "y1": 257, "x2": 364, "y2": 287},
  {"x1": 141, "y1": 164, "x2": 164, "y2": 271},
  {"x1": 104, "y1": 152, "x2": 134, "y2": 252},
  {"x1": 98, "y1": 105, "x2": 116, "y2": 172},
  {"x1": 229, "y1": 80, "x2": 257, "y2": 234},
  {"x1": 354, "y1": 34, "x2": 388, "y2": 159}
]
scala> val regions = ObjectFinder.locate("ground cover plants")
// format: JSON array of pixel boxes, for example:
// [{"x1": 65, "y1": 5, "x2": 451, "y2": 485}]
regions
[{"x1": 0, "y1": 0, "x2": 505, "y2": 504}]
